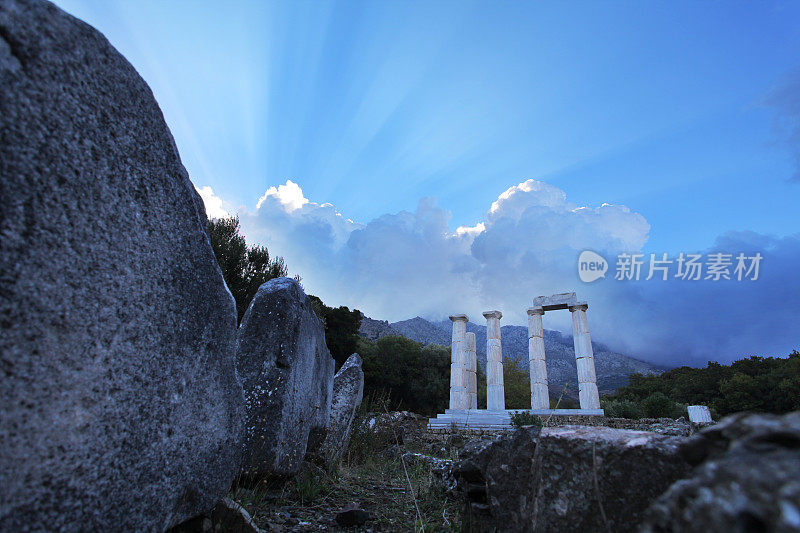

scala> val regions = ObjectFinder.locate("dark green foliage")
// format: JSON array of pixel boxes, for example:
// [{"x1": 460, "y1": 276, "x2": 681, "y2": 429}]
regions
[
  {"x1": 510, "y1": 411, "x2": 543, "y2": 428},
  {"x1": 601, "y1": 398, "x2": 645, "y2": 419},
  {"x1": 476, "y1": 357, "x2": 538, "y2": 409},
  {"x1": 359, "y1": 336, "x2": 450, "y2": 416},
  {"x1": 308, "y1": 296, "x2": 362, "y2": 370},
  {"x1": 207, "y1": 216, "x2": 296, "y2": 324},
  {"x1": 503, "y1": 358, "x2": 534, "y2": 409},
  {"x1": 611, "y1": 351, "x2": 800, "y2": 417},
  {"x1": 642, "y1": 392, "x2": 682, "y2": 418}
]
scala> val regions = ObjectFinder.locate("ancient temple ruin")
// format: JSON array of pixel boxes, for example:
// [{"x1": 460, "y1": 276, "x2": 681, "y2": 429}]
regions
[{"x1": 428, "y1": 292, "x2": 604, "y2": 430}]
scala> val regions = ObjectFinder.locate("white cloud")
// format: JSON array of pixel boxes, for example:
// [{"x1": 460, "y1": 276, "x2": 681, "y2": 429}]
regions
[
  {"x1": 195, "y1": 185, "x2": 229, "y2": 219},
  {"x1": 256, "y1": 179, "x2": 309, "y2": 211},
  {"x1": 230, "y1": 178, "x2": 800, "y2": 365},
  {"x1": 238, "y1": 178, "x2": 649, "y2": 336},
  {"x1": 456, "y1": 222, "x2": 485, "y2": 237}
]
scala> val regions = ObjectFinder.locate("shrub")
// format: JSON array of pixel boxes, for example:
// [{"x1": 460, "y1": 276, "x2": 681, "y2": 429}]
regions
[
  {"x1": 510, "y1": 411, "x2": 543, "y2": 428},
  {"x1": 601, "y1": 399, "x2": 644, "y2": 419},
  {"x1": 642, "y1": 392, "x2": 678, "y2": 418}
]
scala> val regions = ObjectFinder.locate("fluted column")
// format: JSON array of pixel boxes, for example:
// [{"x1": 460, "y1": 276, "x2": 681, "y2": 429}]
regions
[
  {"x1": 483, "y1": 310, "x2": 505, "y2": 411},
  {"x1": 466, "y1": 332, "x2": 478, "y2": 409},
  {"x1": 569, "y1": 303, "x2": 601, "y2": 409},
  {"x1": 448, "y1": 314, "x2": 469, "y2": 410},
  {"x1": 527, "y1": 307, "x2": 549, "y2": 409}
]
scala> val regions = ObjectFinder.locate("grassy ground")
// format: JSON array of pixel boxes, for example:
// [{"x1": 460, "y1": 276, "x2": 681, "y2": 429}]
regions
[{"x1": 229, "y1": 410, "x2": 463, "y2": 532}]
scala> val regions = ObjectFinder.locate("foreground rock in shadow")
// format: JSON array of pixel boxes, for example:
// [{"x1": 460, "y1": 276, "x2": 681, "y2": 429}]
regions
[
  {"x1": 236, "y1": 278, "x2": 335, "y2": 479},
  {"x1": 640, "y1": 411, "x2": 800, "y2": 532},
  {"x1": 170, "y1": 498, "x2": 265, "y2": 533},
  {"x1": 454, "y1": 426, "x2": 690, "y2": 532},
  {"x1": 0, "y1": 0, "x2": 243, "y2": 530},
  {"x1": 318, "y1": 353, "x2": 365, "y2": 466}
]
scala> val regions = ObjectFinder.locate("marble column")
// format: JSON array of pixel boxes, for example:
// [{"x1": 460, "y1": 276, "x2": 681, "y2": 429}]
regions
[
  {"x1": 448, "y1": 314, "x2": 469, "y2": 410},
  {"x1": 527, "y1": 307, "x2": 550, "y2": 410},
  {"x1": 569, "y1": 303, "x2": 601, "y2": 409},
  {"x1": 466, "y1": 332, "x2": 478, "y2": 409},
  {"x1": 483, "y1": 310, "x2": 505, "y2": 411}
]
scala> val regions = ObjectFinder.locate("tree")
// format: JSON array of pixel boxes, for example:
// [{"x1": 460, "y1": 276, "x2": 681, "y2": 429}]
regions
[
  {"x1": 308, "y1": 296, "x2": 362, "y2": 369},
  {"x1": 358, "y1": 335, "x2": 450, "y2": 416},
  {"x1": 207, "y1": 216, "x2": 296, "y2": 324}
]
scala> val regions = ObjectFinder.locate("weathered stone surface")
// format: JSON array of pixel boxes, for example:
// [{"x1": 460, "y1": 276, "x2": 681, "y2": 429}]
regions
[
  {"x1": 532, "y1": 292, "x2": 577, "y2": 310},
  {"x1": 319, "y1": 353, "x2": 364, "y2": 465},
  {"x1": 640, "y1": 412, "x2": 800, "y2": 533},
  {"x1": 454, "y1": 426, "x2": 691, "y2": 532},
  {"x1": 0, "y1": 0, "x2": 243, "y2": 530},
  {"x1": 687, "y1": 404, "x2": 713, "y2": 423},
  {"x1": 236, "y1": 277, "x2": 335, "y2": 478}
]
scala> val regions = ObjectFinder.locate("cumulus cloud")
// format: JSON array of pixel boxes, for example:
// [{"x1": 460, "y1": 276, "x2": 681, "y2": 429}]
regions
[
  {"x1": 256, "y1": 179, "x2": 309, "y2": 211},
  {"x1": 233, "y1": 178, "x2": 799, "y2": 366},
  {"x1": 195, "y1": 185, "x2": 229, "y2": 219}
]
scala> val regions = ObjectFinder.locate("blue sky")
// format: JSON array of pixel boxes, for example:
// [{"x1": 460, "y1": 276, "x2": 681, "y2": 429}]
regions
[{"x1": 55, "y1": 0, "x2": 800, "y2": 365}]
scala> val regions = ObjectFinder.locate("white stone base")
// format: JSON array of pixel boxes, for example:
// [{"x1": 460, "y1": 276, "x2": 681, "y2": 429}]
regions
[{"x1": 427, "y1": 408, "x2": 605, "y2": 430}]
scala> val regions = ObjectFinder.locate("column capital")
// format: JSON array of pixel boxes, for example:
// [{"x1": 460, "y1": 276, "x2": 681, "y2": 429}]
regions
[
  {"x1": 482, "y1": 310, "x2": 502, "y2": 320},
  {"x1": 568, "y1": 302, "x2": 588, "y2": 313},
  {"x1": 449, "y1": 314, "x2": 469, "y2": 323},
  {"x1": 527, "y1": 306, "x2": 545, "y2": 316}
]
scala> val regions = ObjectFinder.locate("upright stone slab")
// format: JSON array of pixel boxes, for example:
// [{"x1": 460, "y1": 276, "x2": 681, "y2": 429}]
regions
[
  {"x1": 0, "y1": 1, "x2": 243, "y2": 530},
  {"x1": 527, "y1": 307, "x2": 549, "y2": 410},
  {"x1": 236, "y1": 278, "x2": 335, "y2": 479},
  {"x1": 483, "y1": 310, "x2": 505, "y2": 411},
  {"x1": 687, "y1": 405, "x2": 713, "y2": 423},
  {"x1": 320, "y1": 353, "x2": 365, "y2": 465},
  {"x1": 465, "y1": 332, "x2": 478, "y2": 410},
  {"x1": 448, "y1": 315, "x2": 469, "y2": 410},
  {"x1": 569, "y1": 303, "x2": 601, "y2": 410}
]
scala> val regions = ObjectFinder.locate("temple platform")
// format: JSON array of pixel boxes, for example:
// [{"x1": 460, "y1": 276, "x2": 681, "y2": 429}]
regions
[{"x1": 427, "y1": 408, "x2": 605, "y2": 431}]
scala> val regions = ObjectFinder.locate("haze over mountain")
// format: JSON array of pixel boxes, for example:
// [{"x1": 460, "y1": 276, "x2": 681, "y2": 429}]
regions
[{"x1": 360, "y1": 315, "x2": 663, "y2": 398}]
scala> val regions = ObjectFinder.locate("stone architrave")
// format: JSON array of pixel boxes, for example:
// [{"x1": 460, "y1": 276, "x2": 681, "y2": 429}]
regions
[
  {"x1": 569, "y1": 303, "x2": 601, "y2": 409},
  {"x1": 466, "y1": 332, "x2": 478, "y2": 410},
  {"x1": 448, "y1": 315, "x2": 469, "y2": 410},
  {"x1": 687, "y1": 405, "x2": 713, "y2": 423},
  {"x1": 527, "y1": 307, "x2": 549, "y2": 410},
  {"x1": 483, "y1": 311, "x2": 505, "y2": 411}
]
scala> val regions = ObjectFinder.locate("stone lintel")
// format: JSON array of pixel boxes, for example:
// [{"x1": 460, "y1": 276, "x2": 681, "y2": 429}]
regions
[
  {"x1": 533, "y1": 292, "x2": 577, "y2": 311},
  {"x1": 449, "y1": 314, "x2": 469, "y2": 322},
  {"x1": 482, "y1": 310, "x2": 503, "y2": 320}
]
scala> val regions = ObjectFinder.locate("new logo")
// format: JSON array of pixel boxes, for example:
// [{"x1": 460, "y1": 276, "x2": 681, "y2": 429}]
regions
[{"x1": 578, "y1": 250, "x2": 608, "y2": 283}]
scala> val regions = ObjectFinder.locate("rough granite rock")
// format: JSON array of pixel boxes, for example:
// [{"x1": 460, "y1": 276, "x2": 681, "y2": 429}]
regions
[
  {"x1": 318, "y1": 353, "x2": 364, "y2": 465},
  {"x1": 454, "y1": 426, "x2": 691, "y2": 532},
  {"x1": 0, "y1": 0, "x2": 243, "y2": 531},
  {"x1": 640, "y1": 412, "x2": 800, "y2": 533},
  {"x1": 236, "y1": 277, "x2": 335, "y2": 478}
]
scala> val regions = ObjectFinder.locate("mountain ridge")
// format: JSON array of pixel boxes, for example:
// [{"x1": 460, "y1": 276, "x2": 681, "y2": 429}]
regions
[{"x1": 360, "y1": 314, "x2": 663, "y2": 397}]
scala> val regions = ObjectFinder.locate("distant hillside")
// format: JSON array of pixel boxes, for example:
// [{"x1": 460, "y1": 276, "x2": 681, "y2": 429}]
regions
[{"x1": 360, "y1": 315, "x2": 662, "y2": 397}]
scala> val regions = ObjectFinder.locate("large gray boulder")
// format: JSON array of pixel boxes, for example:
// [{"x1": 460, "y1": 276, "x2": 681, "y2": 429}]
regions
[
  {"x1": 319, "y1": 353, "x2": 364, "y2": 465},
  {"x1": 0, "y1": 0, "x2": 243, "y2": 530},
  {"x1": 236, "y1": 277, "x2": 335, "y2": 478},
  {"x1": 454, "y1": 425, "x2": 691, "y2": 532},
  {"x1": 640, "y1": 412, "x2": 800, "y2": 532}
]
